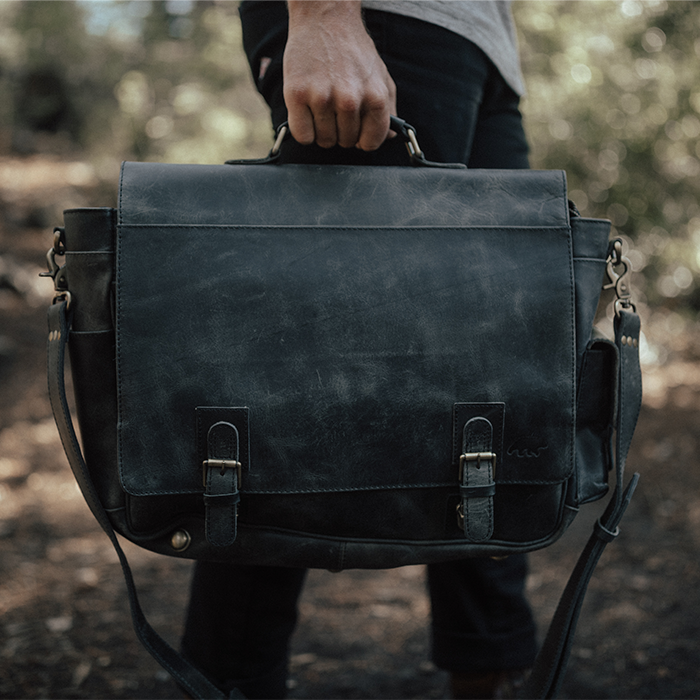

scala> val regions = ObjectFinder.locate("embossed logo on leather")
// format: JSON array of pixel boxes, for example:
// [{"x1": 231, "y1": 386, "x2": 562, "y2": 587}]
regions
[{"x1": 507, "y1": 438, "x2": 549, "y2": 459}]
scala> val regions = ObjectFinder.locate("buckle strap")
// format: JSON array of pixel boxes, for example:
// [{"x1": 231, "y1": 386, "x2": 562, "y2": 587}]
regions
[
  {"x1": 203, "y1": 421, "x2": 241, "y2": 547},
  {"x1": 458, "y1": 417, "x2": 496, "y2": 542}
]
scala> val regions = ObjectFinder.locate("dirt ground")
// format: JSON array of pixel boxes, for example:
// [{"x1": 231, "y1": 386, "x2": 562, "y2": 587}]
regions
[{"x1": 1, "y1": 155, "x2": 700, "y2": 700}]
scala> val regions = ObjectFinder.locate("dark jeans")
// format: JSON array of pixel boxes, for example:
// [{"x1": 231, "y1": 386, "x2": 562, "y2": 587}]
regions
[{"x1": 182, "y1": 6, "x2": 536, "y2": 698}]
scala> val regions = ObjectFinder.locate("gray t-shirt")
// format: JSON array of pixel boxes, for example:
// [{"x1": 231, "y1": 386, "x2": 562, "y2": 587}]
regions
[{"x1": 362, "y1": 0, "x2": 524, "y2": 95}]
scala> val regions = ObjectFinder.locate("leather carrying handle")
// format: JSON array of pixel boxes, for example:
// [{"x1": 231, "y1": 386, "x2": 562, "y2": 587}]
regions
[
  {"x1": 225, "y1": 115, "x2": 467, "y2": 169},
  {"x1": 47, "y1": 300, "x2": 641, "y2": 700}
]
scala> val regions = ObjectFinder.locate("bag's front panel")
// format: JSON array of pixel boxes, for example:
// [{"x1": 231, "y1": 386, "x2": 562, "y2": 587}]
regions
[{"x1": 116, "y1": 222, "x2": 576, "y2": 545}]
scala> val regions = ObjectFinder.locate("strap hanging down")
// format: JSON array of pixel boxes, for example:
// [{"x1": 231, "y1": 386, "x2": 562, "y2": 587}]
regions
[
  {"x1": 47, "y1": 300, "x2": 239, "y2": 700},
  {"x1": 519, "y1": 308, "x2": 642, "y2": 699}
]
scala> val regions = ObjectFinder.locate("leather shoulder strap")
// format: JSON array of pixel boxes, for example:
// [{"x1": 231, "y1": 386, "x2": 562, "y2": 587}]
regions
[
  {"x1": 520, "y1": 307, "x2": 641, "y2": 699},
  {"x1": 47, "y1": 299, "x2": 238, "y2": 700}
]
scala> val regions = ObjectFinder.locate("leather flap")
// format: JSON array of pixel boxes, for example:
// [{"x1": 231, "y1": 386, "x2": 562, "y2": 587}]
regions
[
  {"x1": 118, "y1": 162, "x2": 571, "y2": 228},
  {"x1": 114, "y1": 164, "x2": 586, "y2": 497}
]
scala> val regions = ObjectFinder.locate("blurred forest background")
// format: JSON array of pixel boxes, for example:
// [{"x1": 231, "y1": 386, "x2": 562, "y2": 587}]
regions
[
  {"x1": 2, "y1": 2, "x2": 700, "y2": 699},
  {"x1": 0, "y1": 0, "x2": 699, "y2": 360},
  {"x1": 0, "y1": 0, "x2": 700, "y2": 348}
]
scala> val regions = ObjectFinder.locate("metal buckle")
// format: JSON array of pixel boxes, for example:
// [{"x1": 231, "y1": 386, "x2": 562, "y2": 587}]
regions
[
  {"x1": 458, "y1": 452, "x2": 497, "y2": 481},
  {"x1": 202, "y1": 459, "x2": 242, "y2": 488},
  {"x1": 405, "y1": 126, "x2": 423, "y2": 158},
  {"x1": 270, "y1": 124, "x2": 288, "y2": 156}
]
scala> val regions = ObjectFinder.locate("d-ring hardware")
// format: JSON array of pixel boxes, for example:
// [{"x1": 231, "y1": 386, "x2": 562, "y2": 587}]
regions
[
  {"x1": 270, "y1": 124, "x2": 288, "y2": 156},
  {"x1": 405, "y1": 127, "x2": 423, "y2": 158}
]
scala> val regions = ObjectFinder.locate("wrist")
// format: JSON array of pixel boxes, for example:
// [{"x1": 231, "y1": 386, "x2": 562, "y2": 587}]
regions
[{"x1": 287, "y1": 0, "x2": 363, "y2": 28}]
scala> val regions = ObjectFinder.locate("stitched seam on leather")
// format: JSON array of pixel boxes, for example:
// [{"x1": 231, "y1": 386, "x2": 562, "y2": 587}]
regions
[
  {"x1": 117, "y1": 162, "x2": 126, "y2": 226},
  {"x1": 492, "y1": 478, "x2": 568, "y2": 486},
  {"x1": 243, "y1": 482, "x2": 456, "y2": 495},
  {"x1": 236, "y1": 522, "x2": 568, "y2": 550},
  {"x1": 116, "y1": 224, "x2": 571, "y2": 232},
  {"x1": 567, "y1": 227, "x2": 577, "y2": 495},
  {"x1": 560, "y1": 170, "x2": 569, "y2": 225},
  {"x1": 115, "y1": 218, "x2": 126, "y2": 495},
  {"x1": 120, "y1": 480, "x2": 569, "y2": 497},
  {"x1": 575, "y1": 349, "x2": 594, "y2": 505},
  {"x1": 64, "y1": 251, "x2": 114, "y2": 255}
]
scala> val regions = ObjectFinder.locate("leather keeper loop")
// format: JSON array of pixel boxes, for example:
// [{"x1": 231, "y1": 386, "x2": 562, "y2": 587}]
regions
[
  {"x1": 203, "y1": 492, "x2": 241, "y2": 506},
  {"x1": 594, "y1": 518, "x2": 619, "y2": 543},
  {"x1": 460, "y1": 483, "x2": 497, "y2": 498}
]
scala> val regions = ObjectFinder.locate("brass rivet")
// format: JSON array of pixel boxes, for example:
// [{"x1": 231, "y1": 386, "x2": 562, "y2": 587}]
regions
[
  {"x1": 633, "y1": 338, "x2": 638, "y2": 348},
  {"x1": 621, "y1": 336, "x2": 628, "y2": 345},
  {"x1": 170, "y1": 530, "x2": 191, "y2": 552}
]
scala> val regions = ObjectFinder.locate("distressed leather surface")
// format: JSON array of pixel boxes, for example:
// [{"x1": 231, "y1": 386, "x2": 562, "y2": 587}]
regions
[
  {"x1": 116, "y1": 223, "x2": 578, "y2": 497},
  {"x1": 62, "y1": 163, "x2": 614, "y2": 557},
  {"x1": 118, "y1": 163, "x2": 570, "y2": 228},
  {"x1": 116, "y1": 163, "x2": 578, "y2": 500}
]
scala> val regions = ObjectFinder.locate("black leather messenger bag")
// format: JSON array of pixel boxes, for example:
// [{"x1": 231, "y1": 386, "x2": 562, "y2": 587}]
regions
[{"x1": 44, "y1": 122, "x2": 641, "y2": 698}]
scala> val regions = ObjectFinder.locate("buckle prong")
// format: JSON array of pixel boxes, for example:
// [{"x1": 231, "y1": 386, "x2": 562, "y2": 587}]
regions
[
  {"x1": 459, "y1": 452, "x2": 496, "y2": 481},
  {"x1": 202, "y1": 459, "x2": 242, "y2": 487}
]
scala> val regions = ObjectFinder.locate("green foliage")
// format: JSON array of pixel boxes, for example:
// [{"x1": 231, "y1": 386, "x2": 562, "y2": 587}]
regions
[
  {"x1": 1, "y1": 0, "x2": 698, "y2": 330},
  {"x1": 0, "y1": 0, "x2": 271, "y2": 166},
  {"x1": 515, "y1": 0, "x2": 700, "y2": 323}
]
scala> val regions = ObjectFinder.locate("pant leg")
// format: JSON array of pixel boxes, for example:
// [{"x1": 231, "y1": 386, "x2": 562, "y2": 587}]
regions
[
  {"x1": 427, "y1": 557, "x2": 537, "y2": 673},
  {"x1": 182, "y1": 562, "x2": 306, "y2": 699},
  {"x1": 365, "y1": 15, "x2": 537, "y2": 675}
]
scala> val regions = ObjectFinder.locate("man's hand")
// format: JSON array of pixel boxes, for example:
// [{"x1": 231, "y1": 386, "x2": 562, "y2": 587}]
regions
[{"x1": 284, "y1": 0, "x2": 397, "y2": 151}]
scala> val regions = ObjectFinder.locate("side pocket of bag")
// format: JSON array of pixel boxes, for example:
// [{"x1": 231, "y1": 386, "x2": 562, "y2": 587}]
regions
[
  {"x1": 62, "y1": 208, "x2": 122, "y2": 512},
  {"x1": 575, "y1": 338, "x2": 619, "y2": 505}
]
